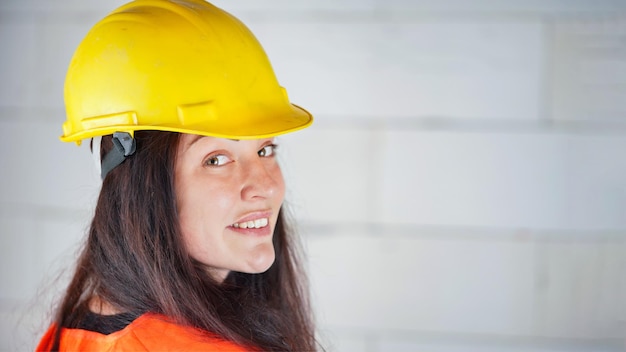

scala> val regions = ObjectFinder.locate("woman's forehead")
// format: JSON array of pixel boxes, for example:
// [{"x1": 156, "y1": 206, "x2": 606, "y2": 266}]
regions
[
  {"x1": 178, "y1": 134, "x2": 275, "y2": 153},
  {"x1": 180, "y1": 134, "x2": 237, "y2": 149}
]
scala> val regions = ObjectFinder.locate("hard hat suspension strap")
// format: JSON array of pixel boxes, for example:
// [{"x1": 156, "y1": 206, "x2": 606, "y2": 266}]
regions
[
  {"x1": 92, "y1": 136, "x2": 103, "y2": 177},
  {"x1": 100, "y1": 132, "x2": 136, "y2": 180}
]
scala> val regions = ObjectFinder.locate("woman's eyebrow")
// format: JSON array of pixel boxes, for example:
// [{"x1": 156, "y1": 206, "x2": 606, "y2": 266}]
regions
[
  {"x1": 185, "y1": 135, "x2": 204, "y2": 150},
  {"x1": 183, "y1": 136, "x2": 242, "y2": 153}
]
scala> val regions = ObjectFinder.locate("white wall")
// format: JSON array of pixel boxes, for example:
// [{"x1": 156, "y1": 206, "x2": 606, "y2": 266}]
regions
[{"x1": 1, "y1": 0, "x2": 625, "y2": 351}]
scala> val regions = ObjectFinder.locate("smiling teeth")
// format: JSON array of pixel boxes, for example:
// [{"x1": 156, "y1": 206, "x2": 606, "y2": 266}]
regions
[{"x1": 232, "y1": 218, "x2": 269, "y2": 229}]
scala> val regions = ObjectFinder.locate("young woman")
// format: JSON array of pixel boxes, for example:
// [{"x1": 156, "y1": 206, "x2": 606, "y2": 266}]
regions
[{"x1": 36, "y1": 0, "x2": 317, "y2": 351}]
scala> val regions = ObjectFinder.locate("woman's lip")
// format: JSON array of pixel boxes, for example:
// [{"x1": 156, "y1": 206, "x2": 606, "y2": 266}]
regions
[
  {"x1": 228, "y1": 224, "x2": 273, "y2": 236},
  {"x1": 227, "y1": 210, "x2": 274, "y2": 236},
  {"x1": 231, "y1": 210, "x2": 273, "y2": 225}
]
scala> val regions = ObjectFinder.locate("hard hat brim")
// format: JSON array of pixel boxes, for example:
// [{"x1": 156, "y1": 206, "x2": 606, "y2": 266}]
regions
[{"x1": 60, "y1": 104, "x2": 313, "y2": 143}]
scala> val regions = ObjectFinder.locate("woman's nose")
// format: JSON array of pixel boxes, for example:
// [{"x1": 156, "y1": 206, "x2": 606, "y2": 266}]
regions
[{"x1": 240, "y1": 158, "x2": 284, "y2": 201}]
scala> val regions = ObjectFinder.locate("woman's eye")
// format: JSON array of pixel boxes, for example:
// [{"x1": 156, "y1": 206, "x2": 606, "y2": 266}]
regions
[
  {"x1": 204, "y1": 154, "x2": 231, "y2": 167},
  {"x1": 258, "y1": 144, "x2": 277, "y2": 157}
]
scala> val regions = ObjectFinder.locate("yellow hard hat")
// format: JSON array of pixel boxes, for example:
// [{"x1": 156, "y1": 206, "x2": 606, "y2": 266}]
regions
[{"x1": 61, "y1": 0, "x2": 312, "y2": 144}]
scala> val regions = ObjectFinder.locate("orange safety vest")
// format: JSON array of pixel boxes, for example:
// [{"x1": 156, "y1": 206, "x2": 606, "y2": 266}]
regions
[{"x1": 36, "y1": 313, "x2": 251, "y2": 351}]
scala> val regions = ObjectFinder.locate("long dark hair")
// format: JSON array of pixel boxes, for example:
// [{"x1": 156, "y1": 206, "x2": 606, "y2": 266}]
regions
[{"x1": 47, "y1": 131, "x2": 317, "y2": 351}]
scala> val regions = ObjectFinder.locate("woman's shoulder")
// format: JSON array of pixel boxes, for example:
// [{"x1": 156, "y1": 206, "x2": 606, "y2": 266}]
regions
[
  {"x1": 128, "y1": 313, "x2": 249, "y2": 351},
  {"x1": 37, "y1": 313, "x2": 250, "y2": 352}
]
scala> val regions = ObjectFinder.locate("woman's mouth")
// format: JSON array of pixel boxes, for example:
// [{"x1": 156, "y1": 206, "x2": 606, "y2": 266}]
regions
[{"x1": 231, "y1": 218, "x2": 269, "y2": 229}]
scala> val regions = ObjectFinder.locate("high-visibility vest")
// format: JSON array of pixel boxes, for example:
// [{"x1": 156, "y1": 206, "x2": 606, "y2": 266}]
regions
[{"x1": 36, "y1": 313, "x2": 250, "y2": 351}]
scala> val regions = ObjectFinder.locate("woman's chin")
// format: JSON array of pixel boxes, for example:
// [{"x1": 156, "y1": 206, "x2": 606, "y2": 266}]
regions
[{"x1": 244, "y1": 246, "x2": 276, "y2": 274}]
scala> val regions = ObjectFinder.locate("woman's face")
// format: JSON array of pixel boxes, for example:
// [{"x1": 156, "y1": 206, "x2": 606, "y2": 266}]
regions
[{"x1": 174, "y1": 134, "x2": 285, "y2": 281}]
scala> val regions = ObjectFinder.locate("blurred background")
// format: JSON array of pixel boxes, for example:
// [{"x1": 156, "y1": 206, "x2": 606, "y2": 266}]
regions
[{"x1": 1, "y1": 0, "x2": 625, "y2": 351}]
